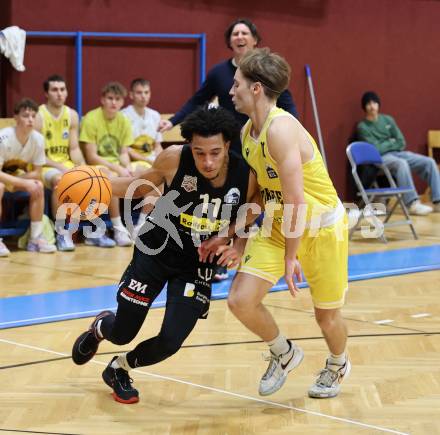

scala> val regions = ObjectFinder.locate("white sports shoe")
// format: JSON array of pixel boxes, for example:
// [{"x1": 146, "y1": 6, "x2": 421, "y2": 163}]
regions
[
  {"x1": 113, "y1": 228, "x2": 133, "y2": 247},
  {"x1": 408, "y1": 200, "x2": 432, "y2": 216},
  {"x1": 27, "y1": 237, "x2": 56, "y2": 253},
  {"x1": 0, "y1": 238, "x2": 11, "y2": 257},
  {"x1": 259, "y1": 341, "x2": 304, "y2": 396},
  {"x1": 308, "y1": 358, "x2": 351, "y2": 398}
]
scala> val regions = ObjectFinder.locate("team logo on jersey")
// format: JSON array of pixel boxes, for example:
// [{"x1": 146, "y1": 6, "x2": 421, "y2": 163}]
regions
[
  {"x1": 224, "y1": 187, "x2": 240, "y2": 205},
  {"x1": 266, "y1": 164, "x2": 278, "y2": 179},
  {"x1": 184, "y1": 282, "x2": 195, "y2": 297},
  {"x1": 244, "y1": 254, "x2": 252, "y2": 263},
  {"x1": 62, "y1": 130, "x2": 69, "y2": 140},
  {"x1": 181, "y1": 175, "x2": 197, "y2": 192},
  {"x1": 46, "y1": 131, "x2": 52, "y2": 140},
  {"x1": 261, "y1": 141, "x2": 266, "y2": 158},
  {"x1": 245, "y1": 147, "x2": 250, "y2": 158}
]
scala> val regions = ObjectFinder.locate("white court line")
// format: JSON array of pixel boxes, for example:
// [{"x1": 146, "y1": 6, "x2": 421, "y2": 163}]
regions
[
  {"x1": 0, "y1": 338, "x2": 409, "y2": 435},
  {"x1": 374, "y1": 319, "x2": 394, "y2": 325},
  {"x1": 411, "y1": 313, "x2": 431, "y2": 318}
]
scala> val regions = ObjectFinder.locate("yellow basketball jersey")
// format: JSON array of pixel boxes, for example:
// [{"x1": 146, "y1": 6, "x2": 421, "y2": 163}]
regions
[
  {"x1": 242, "y1": 106, "x2": 340, "y2": 225},
  {"x1": 39, "y1": 104, "x2": 71, "y2": 163}
]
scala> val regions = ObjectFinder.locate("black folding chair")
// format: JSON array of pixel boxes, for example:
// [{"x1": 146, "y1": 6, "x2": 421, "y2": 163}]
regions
[{"x1": 346, "y1": 141, "x2": 417, "y2": 242}]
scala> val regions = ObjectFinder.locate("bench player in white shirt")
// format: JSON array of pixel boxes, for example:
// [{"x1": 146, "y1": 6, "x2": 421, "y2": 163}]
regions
[
  {"x1": 122, "y1": 78, "x2": 164, "y2": 235},
  {"x1": 0, "y1": 98, "x2": 56, "y2": 254}
]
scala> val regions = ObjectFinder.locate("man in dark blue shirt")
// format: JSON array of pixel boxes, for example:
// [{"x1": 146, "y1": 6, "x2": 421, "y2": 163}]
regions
[{"x1": 159, "y1": 18, "x2": 298, "y2": 153}]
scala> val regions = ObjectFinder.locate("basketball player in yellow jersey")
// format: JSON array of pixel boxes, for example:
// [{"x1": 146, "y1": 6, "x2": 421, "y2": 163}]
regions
[
  {"x1": 35, "y1": 75, "x2": 85, "y2": 251},
  {"x1": 226, "y1": 48, "x2": 349, "y2": 398}
]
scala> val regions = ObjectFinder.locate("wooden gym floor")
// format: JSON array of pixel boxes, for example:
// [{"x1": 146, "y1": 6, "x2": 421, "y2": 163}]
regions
[{"x1": 0, "y1": 213, "x2": 439, "y2": 434}]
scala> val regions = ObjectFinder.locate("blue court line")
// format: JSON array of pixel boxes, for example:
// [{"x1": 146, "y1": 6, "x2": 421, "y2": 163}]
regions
[{"x1": 1, "y1": 245, "x2": 439, "y2": 329}]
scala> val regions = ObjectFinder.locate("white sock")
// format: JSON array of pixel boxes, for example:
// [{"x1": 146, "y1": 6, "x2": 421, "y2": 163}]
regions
[
  {"x1": 111, "y1": 217, "x2": 125, "y2": 231},
  {"x1": 327, "y1": 352, "x2": 346, "y2": 371},
  {"x1": 137, "y1": 212, "x2": 148, "y2": 225},
  {"x1": 95, "y1": 319, "x2": 103, "y2": 339},
  {"x1": 267, "y1": 333, "x2": 290, "y2": 357},
  {"x1": 30, "y1": 221, "x2": 43, "y2": 239},
  {"x1": 110, "y1": 354, "x2": 132, "y2": 372}
]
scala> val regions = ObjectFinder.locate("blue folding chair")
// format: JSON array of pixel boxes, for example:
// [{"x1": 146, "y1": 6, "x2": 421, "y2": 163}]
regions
[{"x1": 346, "y1": 141, "x2": 418, "y2": 242}]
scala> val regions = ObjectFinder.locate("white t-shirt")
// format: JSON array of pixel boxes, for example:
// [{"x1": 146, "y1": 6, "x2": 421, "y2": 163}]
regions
[
  {"x1": 121, "y1": 105, "x2": 162, "y2": 154},
  {"x1": 0, "y1": 126, "x2": 46, "y2": 172}
]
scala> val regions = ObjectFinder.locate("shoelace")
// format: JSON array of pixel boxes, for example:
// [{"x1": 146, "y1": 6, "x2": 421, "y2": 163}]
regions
[
  {"x1": 261, "y1": 352, "x2": 281, "y2": 380},
  {"x1": 315, "y1": 368, "x2": 339, "y2": 387},
  {"x1": 115, "y1": 368, "x2": 135, "y2": 390}
]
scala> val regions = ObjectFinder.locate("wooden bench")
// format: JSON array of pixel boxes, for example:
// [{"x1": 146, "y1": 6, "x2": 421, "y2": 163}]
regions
[
  {"x1": 0, "y1": 118, "x2": 15, "y2": 129},
  {"x1": 160, "y1": 113, "x2": 184, "y2": 143},
  {"x1": 428, "y1": 130, "x2": 440, "y2": 165}
]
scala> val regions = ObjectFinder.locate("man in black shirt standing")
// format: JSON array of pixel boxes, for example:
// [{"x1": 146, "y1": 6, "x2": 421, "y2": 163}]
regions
[
  {"x1": 71, "y1": 106, "x2": 259, "y2": 404},
  {"x1": 159, "y1": 18, "x2": 298, "y2": 154}
]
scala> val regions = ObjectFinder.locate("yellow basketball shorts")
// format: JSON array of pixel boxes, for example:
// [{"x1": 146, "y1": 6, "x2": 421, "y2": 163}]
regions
[
  {"x1": 238, "y1": 216, "x2": 348, "y2": 309},
  {"x1": 42, "y1": 160, "x2": 75, "y2": 188}
]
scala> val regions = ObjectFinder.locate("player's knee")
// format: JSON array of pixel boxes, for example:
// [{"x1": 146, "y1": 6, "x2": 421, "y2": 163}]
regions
[
  {"x1": 52, "y1": 174, "x2": 62, "y2": 189},
  {"x1": 227, "y1": 291, "x2": 248, "y2": 314},
  {"x1": 314, "y1": 309, "x2": 338, "y2": 331},
  {"x1": 427, "y1": 157, "x2": 438, "y2": 171},
  {"x1": 29, "y1": 180, "x2": 44, "y2": 197},
  {"x1": 396, "y1": 159, "x2": 410, "y2": 172},
  {"x1": 110, "y1": 336, "x2": 132, "y2": 346},
  {"x1": 108, "y1": 331, "x2": 136, "y2": 346}
]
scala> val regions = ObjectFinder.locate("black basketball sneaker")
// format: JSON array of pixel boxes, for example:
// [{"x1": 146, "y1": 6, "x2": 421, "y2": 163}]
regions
[
  {"x1": 72, "y1": 310, "x2": 115, "y2": 365},
  {"x1": 102, "y1": 356, "x2": 139, "y2": 404}
]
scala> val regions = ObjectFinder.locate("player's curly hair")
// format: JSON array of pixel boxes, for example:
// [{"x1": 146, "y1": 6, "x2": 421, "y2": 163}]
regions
[{"x1": 180, "y1": 106, "x2": 239, "y2": 144}]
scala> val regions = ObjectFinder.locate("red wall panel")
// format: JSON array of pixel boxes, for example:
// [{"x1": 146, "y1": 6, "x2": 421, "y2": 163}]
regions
[{"x1": 3, "y1": 0, "x2": 440, "y2": 198}]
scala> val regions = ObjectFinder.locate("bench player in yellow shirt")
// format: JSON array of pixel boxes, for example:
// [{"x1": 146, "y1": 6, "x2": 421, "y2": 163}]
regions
[
  {"x1": 35, "y1": 74, "x2": 85, "y2": 251},
  {"x1": 80, "y1": 82, "x2": 134, "y2": 248},
  {"x1": 201, "y1": 48, "x2": 350, "y2": 399}
]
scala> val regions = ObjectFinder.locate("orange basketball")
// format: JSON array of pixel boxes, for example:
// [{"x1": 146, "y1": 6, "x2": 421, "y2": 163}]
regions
[{"x1": 56, "y1": 166, "x2": 112, "y2": 220}]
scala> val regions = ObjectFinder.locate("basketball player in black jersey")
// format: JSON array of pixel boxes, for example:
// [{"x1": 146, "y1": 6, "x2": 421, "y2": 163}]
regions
[{"x1": 71, "y1": 106, "x2": 259, "y2": 404}]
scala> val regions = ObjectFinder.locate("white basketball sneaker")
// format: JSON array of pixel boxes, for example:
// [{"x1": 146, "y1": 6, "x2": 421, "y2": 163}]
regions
[
  {"x1": 259, "y1": 340, "x2": 304, "y2": 396},
  {"x1": 308, "y1": 357, "x2": 351, "y2": 398}
]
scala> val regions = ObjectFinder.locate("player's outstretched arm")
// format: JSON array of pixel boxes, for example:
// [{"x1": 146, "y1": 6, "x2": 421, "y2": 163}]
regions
[{"x1": 111, "y1": 145, "x2": 181, "y2": 199}]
